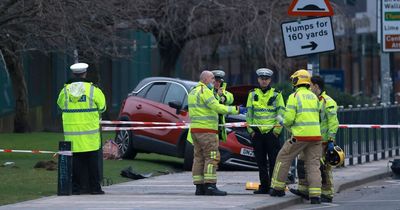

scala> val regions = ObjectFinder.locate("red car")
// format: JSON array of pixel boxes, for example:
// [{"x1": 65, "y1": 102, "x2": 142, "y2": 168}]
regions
[{"x1": 114, "y1": 77, "x2": 256, "y2": 170}]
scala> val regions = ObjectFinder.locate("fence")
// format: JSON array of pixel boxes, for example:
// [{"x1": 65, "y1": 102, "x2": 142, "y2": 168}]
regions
[{"x1": 337, "y1": 103, "x2": 400, "y2": 165}]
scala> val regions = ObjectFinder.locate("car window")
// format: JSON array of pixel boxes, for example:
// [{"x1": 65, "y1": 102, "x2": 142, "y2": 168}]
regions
[
  {"x1": 136, "y1": 84, "x2": 150, "y2": 98},
  {"x1": 163, "y1": 83, "x2": 187, "y2": 105},
  {"x1": 145, "y1": 83, "x2": 167, "y2": 102}
]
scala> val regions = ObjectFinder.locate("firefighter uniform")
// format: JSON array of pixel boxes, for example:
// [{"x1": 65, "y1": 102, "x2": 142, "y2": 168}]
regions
[
  {"x1": 212, "y1": 70, "x2": 234, "y2": 142},
  {"x1": 188, "y1": 75, "x2": 242, "y2": 196},
  {"x1": 296, "y1": 90, "x2": 339, "y2": 201},
  {"x1": 270, "y1": 69, "x2": 322, "y2": 204},
  {"x1": 57, "y1": 63, "x2": 106, "y2": 195},
  {"x1": 246, "y1": 68, "x2": 285, "y2": 193}
]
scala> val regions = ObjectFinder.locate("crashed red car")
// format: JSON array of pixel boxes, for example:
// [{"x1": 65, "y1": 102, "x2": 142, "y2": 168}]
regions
[{"x1": 114, "y1": 77, "x2": 256, "y2": 170}]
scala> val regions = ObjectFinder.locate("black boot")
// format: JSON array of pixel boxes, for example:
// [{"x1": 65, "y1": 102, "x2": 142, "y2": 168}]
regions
[
  {"x1": 195, "y1": 184, "x2": 205, "y2": 195},
  {"x1": 289, "y1": 188, "x2": 309, "y2": 200},
  {"x1": 269, "y1": 188, "x2": 285, "y2": 197},
  {"x1": 253, "y1": 185, "x2": 270, "y2": 194},
  {"x1": 310, "y1": 197, "x2": 321, "y2": 204},
  {"x1": 204, "y1": 183, "x2": 227, "y2": 196},
  {"x1": 321, "y1": 194, "x2": 333, "y2": 203}
]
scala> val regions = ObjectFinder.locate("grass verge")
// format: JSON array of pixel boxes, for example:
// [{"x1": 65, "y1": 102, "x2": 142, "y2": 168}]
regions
[{"x1": 0, "y1": 132, "x2": 183, "y2": 205}]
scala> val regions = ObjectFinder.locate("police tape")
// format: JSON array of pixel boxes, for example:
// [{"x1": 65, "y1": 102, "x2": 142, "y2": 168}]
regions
[
  {"x1": 101, "y1": 120, "x2": 188, "y2": 126},
  {"x1": 339, "y1": 124, "x2": 400, "y2": 129},
  {"x1": 100, "y1": 120, "x2": 400, "y2": 131},
  {"x1": 0, "y1": 149, "x2": 72, "y2": 156}
]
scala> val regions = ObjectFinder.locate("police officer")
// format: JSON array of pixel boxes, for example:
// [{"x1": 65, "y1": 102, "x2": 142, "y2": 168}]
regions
[
  {"x1": 245, "y1": 68, "x2": 285, "y2": 194},
  {"x1": 211, "y1": 70, "x2": 234, "y2": 142},
  {"x1": 290, "y1": 75, "x2": 339, "y2": 203},
  {"x1": 188, "y1": 70, "x2": 247, "y2": 196},
  {"x1": 57, "y1": 63, "x2": 106, "y2": 195},
  {"x1": 270, "y1": 69, "x2": 322, "y2": 204}
]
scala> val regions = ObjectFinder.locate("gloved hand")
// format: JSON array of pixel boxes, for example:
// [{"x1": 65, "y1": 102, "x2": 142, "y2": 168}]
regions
[
  {"x1": 276, "y1": 115, "x2": 284, "y2": 126},
  {"x1": 327, "y1": 141, "x2": 334, "y2": 152},
  {"x1": 238, "y1": 106, "x2": 247, "y2": 115}
]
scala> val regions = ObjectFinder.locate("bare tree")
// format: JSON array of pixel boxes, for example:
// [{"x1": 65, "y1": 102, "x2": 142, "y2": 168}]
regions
[
  {"x1": 0, "y1": 0, "x2": 131, "y2": 132},
  {"x1": 125, "y1": 0, "x2": 293, "y2": 77}
]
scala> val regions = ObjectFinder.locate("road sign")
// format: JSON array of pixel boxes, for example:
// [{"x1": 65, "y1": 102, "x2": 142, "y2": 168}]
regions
[
  {"x1": 381, "y1": 0, "x2": 400, "y2": 52},
  {"x1": 281, "y1": 17, "x2": 335, "y2": 57},
  {"x1": 288, "y1": 0, "x2": 334, "y2": 16}
]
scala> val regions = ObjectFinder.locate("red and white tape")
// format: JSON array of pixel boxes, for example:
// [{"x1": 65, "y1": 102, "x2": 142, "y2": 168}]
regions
[
  {"x1": 339, "y1": 124, "x2": 400, "y2": 129},
  {"x1": 101, "y1": 120, "x2": 400, "y2": 131},
  {"x1": 0, "y1": 149, "x2": 72, "y2": 156},
  {"x1": 101, "y1": 120, "x2": 188, "y2": 126}
]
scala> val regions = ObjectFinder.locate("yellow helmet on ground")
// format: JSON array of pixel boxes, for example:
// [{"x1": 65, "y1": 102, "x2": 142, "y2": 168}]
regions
[
  {"x1": 290, "y1": 69, "x2": 311, "y2": 86},
  {"x1": 326, "y1": 145, "x2": 345, "y2": 167}
]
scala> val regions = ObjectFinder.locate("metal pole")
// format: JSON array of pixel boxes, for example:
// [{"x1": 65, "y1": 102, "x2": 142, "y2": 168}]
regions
[
  {"x1": 307, "y1": 54, "x2": 320, "y2": 76},
  {"x1": 380, "y1": 53, "x2": 392, "y2": 104}
]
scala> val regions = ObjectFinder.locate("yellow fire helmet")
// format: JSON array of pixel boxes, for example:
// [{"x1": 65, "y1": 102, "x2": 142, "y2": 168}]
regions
[
  {"x1": 326, "y1": 145, "x2": 345, "y2": 167},
  {"x1": 290, "y1": 69, "x2": 311, "y2": 86}
]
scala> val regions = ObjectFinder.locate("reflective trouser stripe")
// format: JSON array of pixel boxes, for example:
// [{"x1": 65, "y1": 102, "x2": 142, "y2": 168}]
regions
[
  {"x1": 309, "y1": 187, "x2": 321, "y2": 197},
  {"x1": 271, "y1": 161, "x2": 286, "y2": 190},
  {"x1": 298, "y1": 185, "x2": 308, "y2": 193},
  {"x1": 193, "y1": 175, "x2": 204, "y2": 182},
  {"x1": 204, "y1": 173, "x2": 217, "y2": 180}
]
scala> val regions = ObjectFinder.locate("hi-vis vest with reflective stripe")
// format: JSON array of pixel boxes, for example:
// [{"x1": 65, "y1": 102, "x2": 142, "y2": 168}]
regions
[
  {"x1": 213, "y1": 86, "x2": 234, "y2": 141},
  {"x1": 57, "y1": 82, "x2": 106, "y2": 152},
  {"x1": 188, "y1": 82, "x2": 238, "y2": 132},
  {"x1": 319, "y1": 91, "x2": 339, "y2": 142},
  {"x1": 246, "y1": 88, "x2": 285, "y2": 134},
  {"x1": 284, "y1": 86, "x2": 321, "y2": 141}
]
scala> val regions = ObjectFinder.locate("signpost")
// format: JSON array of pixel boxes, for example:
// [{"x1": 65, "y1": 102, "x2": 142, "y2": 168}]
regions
[
  {"x1": 288, "y1": 0, "x2": 334, "y2": 16},
  {"x1": 381, "y1": 0, "x2": 400, "y2": 52},
  {"x1": 281, "y1": 17, "x2": 335, "y2": 58},
  {"x1": 380, "y1": 0, "x2": 398, "y2": 103},
  {"x1": 285, "y1": 0, "x2": 335, "y2": 76}
]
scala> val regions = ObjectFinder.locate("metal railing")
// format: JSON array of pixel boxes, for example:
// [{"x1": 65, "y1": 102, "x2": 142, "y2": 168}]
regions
[{"x1": 337, "y1": 103, "x2": 400, "y2": 165}]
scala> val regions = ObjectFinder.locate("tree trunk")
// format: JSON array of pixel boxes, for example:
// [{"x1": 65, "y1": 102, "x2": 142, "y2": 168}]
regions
[
  {"x1": 3, "y1": 50, "x2": 31, "y2": 133},
  {"x1": 158, "y1": 37, "x2": 184, "y2": 76}
]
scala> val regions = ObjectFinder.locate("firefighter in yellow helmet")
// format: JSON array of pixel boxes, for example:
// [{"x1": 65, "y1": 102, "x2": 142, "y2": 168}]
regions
[
  {"x1": 188, "y1": 70, "x2": 246, "y2": 196},
  {"x1": 211, "y1": 70, "x2": 234, "y2": 142},
  {"x1": 57, "y1": 63, "x2": 106, "y2": 195},
  {"x1": 290, "y1": 75, "x2": 339, "y2": 203},
  {"x1": 270, "y1": 69, "x2": 323, "y2": 204},
  {"x1": 245, "y1": 68, "x2": 285, "y2": 194}
]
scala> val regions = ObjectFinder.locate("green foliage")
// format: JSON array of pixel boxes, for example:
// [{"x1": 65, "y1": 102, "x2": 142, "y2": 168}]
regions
[{"x1": 0, "y1": 132, "x2": 183, "y2": 205}]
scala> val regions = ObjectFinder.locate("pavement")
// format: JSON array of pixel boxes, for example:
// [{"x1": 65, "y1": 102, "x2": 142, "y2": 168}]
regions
[{"x1": 1, "y1": 156, "x2": 397, "y2": 210}]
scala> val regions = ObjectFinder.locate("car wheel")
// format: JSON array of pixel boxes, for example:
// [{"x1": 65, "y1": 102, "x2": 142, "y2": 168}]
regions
[
  {"x1": 183, "y1": 142, "x2": 193, "y2": 171},
  {"x1": 115, "y1": 129, "x2": 137, "y2": 159}
]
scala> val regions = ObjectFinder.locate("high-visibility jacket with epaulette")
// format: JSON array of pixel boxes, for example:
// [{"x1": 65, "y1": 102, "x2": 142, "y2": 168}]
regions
[
  {"x1": 246, "y1": 87, "x2": 285, "y2": 135},
  {"x1": 188, "y1": 82, "x2": 238, "y2": 134},
  {"x1": 284, "y1": 86, "x2": 321, "y2": 141},
  {"x1": 57, "y1": 80, "x2": 106, "y2": 152},
  {"x1": 213, "y1": 84, "x2": 234, "y2": 142},
  {"x1": 319, "y1": 91, "x2": 339, "y2": 142}
]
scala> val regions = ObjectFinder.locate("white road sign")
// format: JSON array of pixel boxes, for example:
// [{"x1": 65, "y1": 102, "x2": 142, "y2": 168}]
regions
[
  {"x1": 381, "y1": 0, "x2": 400, "y2": 52},
  {"x1": 281, "y1": 17, "x2": 335, "y2": 57}
]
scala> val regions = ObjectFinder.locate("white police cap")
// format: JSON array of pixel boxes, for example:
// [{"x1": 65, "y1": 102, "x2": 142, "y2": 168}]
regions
[
  {"x1": 70, "y1": 63, "x2": 89, "y2": 74},
  {"x1": 211, "y1": 70, "x2": 225, "y2": 79},
  {"x1": 256, "y1": 68, "x2": 273, "y2": 78}
]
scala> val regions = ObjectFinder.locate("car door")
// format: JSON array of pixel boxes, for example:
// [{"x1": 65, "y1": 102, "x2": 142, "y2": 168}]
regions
[
  {"x1": 134, "y1": 82, "x2": 168, "y2": 138},
  {"x1": 157, "y1": 82, "x2": 189, "y2": 145}
]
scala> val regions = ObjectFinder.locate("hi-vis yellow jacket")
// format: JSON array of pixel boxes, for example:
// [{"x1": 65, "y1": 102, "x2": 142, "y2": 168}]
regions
[
  {"x1": 187, "y1": 82, "x2": 238, "y2": 141},
  {"x1": 246, "y1": 87, "x2": 285, "y2": 135},
  {"x1": 213, "y1": 82, "x2": 234, "y2": 142},
  {"x1": 319, "y1": 91, "x2": 339, "y2": 142},
  {"x1": 57, "y1": 80, "x2": 106, "y2": 152},
  {"x1": 284, "y1": 86, "x2": 321, "y2": 141}
]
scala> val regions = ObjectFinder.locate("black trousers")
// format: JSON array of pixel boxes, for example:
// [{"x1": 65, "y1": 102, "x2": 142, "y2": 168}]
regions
[
  {"x1": 251, "y1": 131, "x2": 281, "y2": 188},
  {"x1": 72, "y1": 150, "x2": 102, "y2": 193}
]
